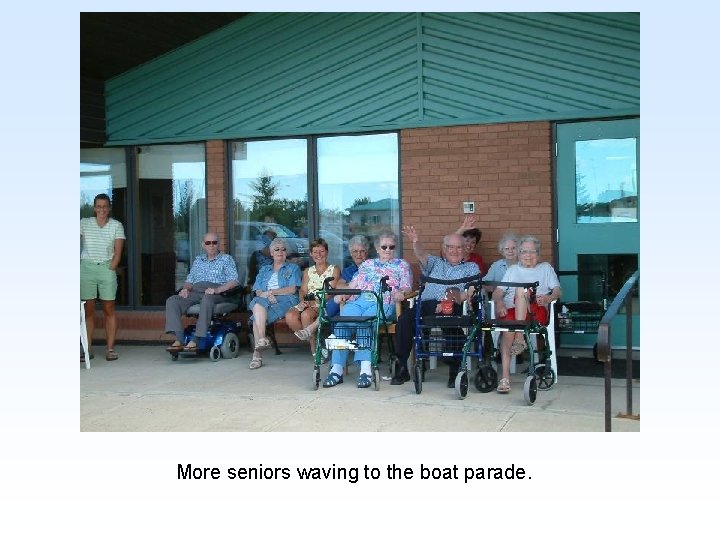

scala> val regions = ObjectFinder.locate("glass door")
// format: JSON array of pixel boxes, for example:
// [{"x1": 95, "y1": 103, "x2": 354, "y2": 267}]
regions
[{"x1": 556, "y1": 119, "x2": 639, "y2": 348}]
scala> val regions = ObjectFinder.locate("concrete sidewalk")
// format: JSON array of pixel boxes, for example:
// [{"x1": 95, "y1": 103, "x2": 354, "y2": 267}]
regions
[{"x1": 80, "y1": 344, "x2": 640, "y2": 432}]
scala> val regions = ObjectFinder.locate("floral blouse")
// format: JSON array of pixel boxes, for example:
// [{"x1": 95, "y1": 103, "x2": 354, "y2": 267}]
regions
[{"x1": 348, "y1": 258, "x2": 412, "y2": 305}]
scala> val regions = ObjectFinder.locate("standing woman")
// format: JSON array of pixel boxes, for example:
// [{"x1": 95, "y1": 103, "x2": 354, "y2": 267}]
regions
[
  {"x1": 286, "y1": 238, "x2": 340, "y2": 356},
  {"x1": 80, "y1": 193, "x2": 125, "y2": 361},
  {"x1": 247, "y1": 238, "x2": 301, "y2": 369}
]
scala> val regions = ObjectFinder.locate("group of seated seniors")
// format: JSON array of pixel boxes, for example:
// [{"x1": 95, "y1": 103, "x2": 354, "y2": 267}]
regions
[
  {"x1": 323, "y1": 231, "x2": 412, "y2": 389},
  {"x1": 490, "y1": 235, "x2": 561, "y2": 394},
  {"x1": 162, "y1": 227, "x2": 560, "y2": 398},
  {"x1": 285, "y1": 238, "x2": 341, "y2": 357},
  {"x1": 390, "y1": 226, "x2": 481, "y2": 387},
  {"x1": 247, "y1": 238, "x2": 302, "y2": 369}
]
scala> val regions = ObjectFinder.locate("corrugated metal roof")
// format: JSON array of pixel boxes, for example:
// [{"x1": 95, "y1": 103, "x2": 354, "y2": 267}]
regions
[{"x1": 106, "y1": 12, "x2": 639, "y2": 145}]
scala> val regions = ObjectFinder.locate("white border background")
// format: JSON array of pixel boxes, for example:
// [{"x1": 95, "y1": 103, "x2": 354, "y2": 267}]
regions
[{"x1": 2, "y1": 1, "x2": 718, "y2": 536}]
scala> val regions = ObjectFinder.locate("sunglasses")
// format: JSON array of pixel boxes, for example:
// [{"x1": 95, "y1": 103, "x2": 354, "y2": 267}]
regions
[
  {"x1": 379, "y1": 245, "x2": 396, "y2": 251},
  {"x1": 273, "y1": 247, "x2": 287, "y2": 252},
  {"x1": 204, "y1": 240, "x2": 218, "y2": 245}
]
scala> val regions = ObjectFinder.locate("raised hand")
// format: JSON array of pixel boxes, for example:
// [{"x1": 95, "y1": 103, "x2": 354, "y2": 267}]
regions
[
  {"x1": 460, "y1": 215, "x2": 476, "y2": 230},
  {"x1": 402, "y1": 225, "x2": 418, "y2": 243}
]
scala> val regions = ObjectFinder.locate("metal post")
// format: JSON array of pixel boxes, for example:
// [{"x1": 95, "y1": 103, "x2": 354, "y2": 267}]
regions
[
  {"x1": 604, "y1": 359, "x2": 612, "y2": 432},
  {"x1": 625, "y1": 294, "x2": 633, "y2": 416},
  {"x1": 598, "y1": 322, "x2": 612, "y2": 432}
]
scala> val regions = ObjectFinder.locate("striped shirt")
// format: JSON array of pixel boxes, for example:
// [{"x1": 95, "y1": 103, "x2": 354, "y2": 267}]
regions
[
  {"x1": 186, "y1": 253, "x2": 239, "y2": 285},
  {"x1": 80, "y1": 217, "x2": 126, "y2": 262}
]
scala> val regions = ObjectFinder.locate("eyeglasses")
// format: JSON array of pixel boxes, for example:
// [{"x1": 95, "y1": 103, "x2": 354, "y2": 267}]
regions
[
  {"x1": 204, "y1": 240, "x2": 218, "y2": 245},
  {"x1": 351, "y1": 249, "x2": 367, "y2": 255},
  {"x1": 502, "y1": 247, "x2": 516, "y2": 252},
  {"x1": 273, "y1": 247, "x2": 287, "y2": 252},
  {"x1": 519, "y1": 249, "x2": 538, "y2": 255},
  {"x1": 379, "y1": 245, "x2": 395, "y2": 251},
  {"x1": 444, "y1": 244, "x2": 464, "y2": 249}
]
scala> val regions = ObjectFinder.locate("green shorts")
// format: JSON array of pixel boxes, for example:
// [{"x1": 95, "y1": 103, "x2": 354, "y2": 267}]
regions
[{"x1": 80, "y1": 259, "x2": 118, "y2": 301}]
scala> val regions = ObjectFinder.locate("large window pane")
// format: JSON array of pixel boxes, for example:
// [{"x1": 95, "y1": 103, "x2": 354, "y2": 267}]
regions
[
  {"x1": 80, "y1": 148, "x2": 128, "y2": 306},
  {"x1": 230, "y1": 139, "x2": 309, "y2": 286},
  {"x1": 575, "y1": 138, "x2": 638, "y2": 223},
  {"x1": 317, "y1": 133, "x2": 399, "y2": 267},
  {"x1": 137, "y1": 143, "x2": 206, "y2": 306}
]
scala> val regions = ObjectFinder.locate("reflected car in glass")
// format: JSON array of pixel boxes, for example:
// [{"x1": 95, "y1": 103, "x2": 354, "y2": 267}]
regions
[{"x1": 234, "y1": 221, "x2": 310, "y2": 271}]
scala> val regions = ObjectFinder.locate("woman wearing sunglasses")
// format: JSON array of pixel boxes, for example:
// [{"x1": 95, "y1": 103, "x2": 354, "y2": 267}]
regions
[
  {"x1": 323, "y1": 231, "x2": 412, "y2": 389},
  {"x1": 247, "y1": 238, "x2": 302, "y2": 369}
]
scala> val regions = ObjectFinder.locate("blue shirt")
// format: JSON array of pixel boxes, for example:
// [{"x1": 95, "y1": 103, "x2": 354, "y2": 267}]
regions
[
  {"x1": 252, "y1": 261, "x2": 302, "y2": 292},
  {"x1": 186, "y1": 253, "x2": 239, "y2": 284},
  {"x1": 341, "y1": 263, "x2": 359, "y2": 283},
  {"x1": 483, "y1": 258, "x2": 511, "y2": 285}
]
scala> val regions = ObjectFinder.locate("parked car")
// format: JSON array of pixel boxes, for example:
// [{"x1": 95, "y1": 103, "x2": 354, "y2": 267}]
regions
[{"x1": 234, "y1": 221, "x2": 310, "y2": 283}]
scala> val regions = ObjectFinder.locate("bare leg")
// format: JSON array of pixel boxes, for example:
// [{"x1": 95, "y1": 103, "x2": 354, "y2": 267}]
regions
[
  {"x1": 83, "y1": 300, "x2": 96, "y2": 351},
  {"x1": 500, "y1": 331, "x2": 514, "y2": 381},
  {"x1": 511, "y1": 287, "x2": 528, "y2": 348},
  {"x1": 300, "y1": 308, "x2": 319, "y2": 354},
  {"x1": 250, "y1": 305, "x2": 268, "y2": 368},
  {"x1": 285, "y1": 307, "x2": 303, "y2": 332},
  {"x1": 252, "y1": 304, "x2": 268, "y2": 343},
  {"x1": 101, "y1": 300, "x2": 117, "y2": 351}
]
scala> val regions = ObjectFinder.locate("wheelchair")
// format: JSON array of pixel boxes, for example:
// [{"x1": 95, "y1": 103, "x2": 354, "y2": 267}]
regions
[
  {"x1": 411, "y1": 273, "x2": 491, "y2": 399},
  {"x1": 312, "y1": 276, "x2": 396, "y2": 391},
  {"x1": 168, "y1": 286, "x2": 244, "y2": 362},
  {"x1": 482, "y1": 280, "x2": 557, "y2": 405}
]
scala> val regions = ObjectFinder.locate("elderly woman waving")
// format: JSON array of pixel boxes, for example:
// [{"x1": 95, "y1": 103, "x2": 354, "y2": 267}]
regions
[
  {"x1": 323, "y1": 231, "x2": 412, "y2": 389},
  {"x1": 247, "y1": 238, "x2": 302, "y2": 370}
]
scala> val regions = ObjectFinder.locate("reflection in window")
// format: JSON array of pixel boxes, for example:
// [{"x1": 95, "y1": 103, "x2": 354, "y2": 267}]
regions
[
  {"x1": 230, "y1": 139, "x2": 309, "y2": 287},
  {"x1": 80, "y1": 148, "x2": 128, "y2": 305},
  {"x1": 575, "y1": 138, "x2": 638, "y2": 223},
  {"x1": 137, "y1": 144, "x2": 206, "y2": 305},
  {"x1": 318, "y1": 133, "x2": 399, "y2": 266}
]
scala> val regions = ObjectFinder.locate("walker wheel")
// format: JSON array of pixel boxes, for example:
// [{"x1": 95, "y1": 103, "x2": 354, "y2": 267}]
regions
[
  {"x1": 413, "y1": 362, "x2": 423, "y2": 394},
  {"x1": 534, "y1": 363, "x2": 556, "y2": 390},
  {"x1": 474, "y1": 364, "x2": 498, "y2": 393},
  {"x1": 523, "y1": 375, "x2": 537, "y2": 405},
  {"x1": 313, "y1": 366, "x2": 320, "y2": 390},
  {"x1": 209, "y1": 346, "x2": 222, "y2": 361},
  {"x1": 455, "y1": 371, "x2": 468, "y2": 400},
  {"x1": 373, "y1": 368, "x2": 380, "y2": 391}
]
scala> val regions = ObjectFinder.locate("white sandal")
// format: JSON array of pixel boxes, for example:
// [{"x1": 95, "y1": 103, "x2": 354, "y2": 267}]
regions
[
  {"x1": 294, "y1": 328, "x2": 313, "y2": 341},
  {"x1": 497, "y1": 377, "x2": 511, "y2": 393},
  {"x1": 255, "y1": 337, "x2": 271, "y2": 350},
  {"x1": 249, "y1": 352, "x2": 263, "y2": 369}
]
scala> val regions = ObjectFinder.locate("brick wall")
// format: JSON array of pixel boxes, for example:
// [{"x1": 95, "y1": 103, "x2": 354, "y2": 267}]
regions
[
  {"x1": 206, "y1": 140, "x2": 229, "y2": 250},
  {"x1": 400, "y1": 121, "x2": 554, "y2": 269}
]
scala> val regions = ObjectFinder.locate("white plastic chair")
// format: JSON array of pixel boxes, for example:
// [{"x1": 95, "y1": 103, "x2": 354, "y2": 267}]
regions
[{"x1": 80, "y1": 301, "x2": 90, "y2": 369}]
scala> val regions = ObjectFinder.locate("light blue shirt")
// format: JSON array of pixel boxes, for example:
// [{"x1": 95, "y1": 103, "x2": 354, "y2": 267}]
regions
[{"x1": 186, "y1": 253, "x2": 239, "y2": 284}]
